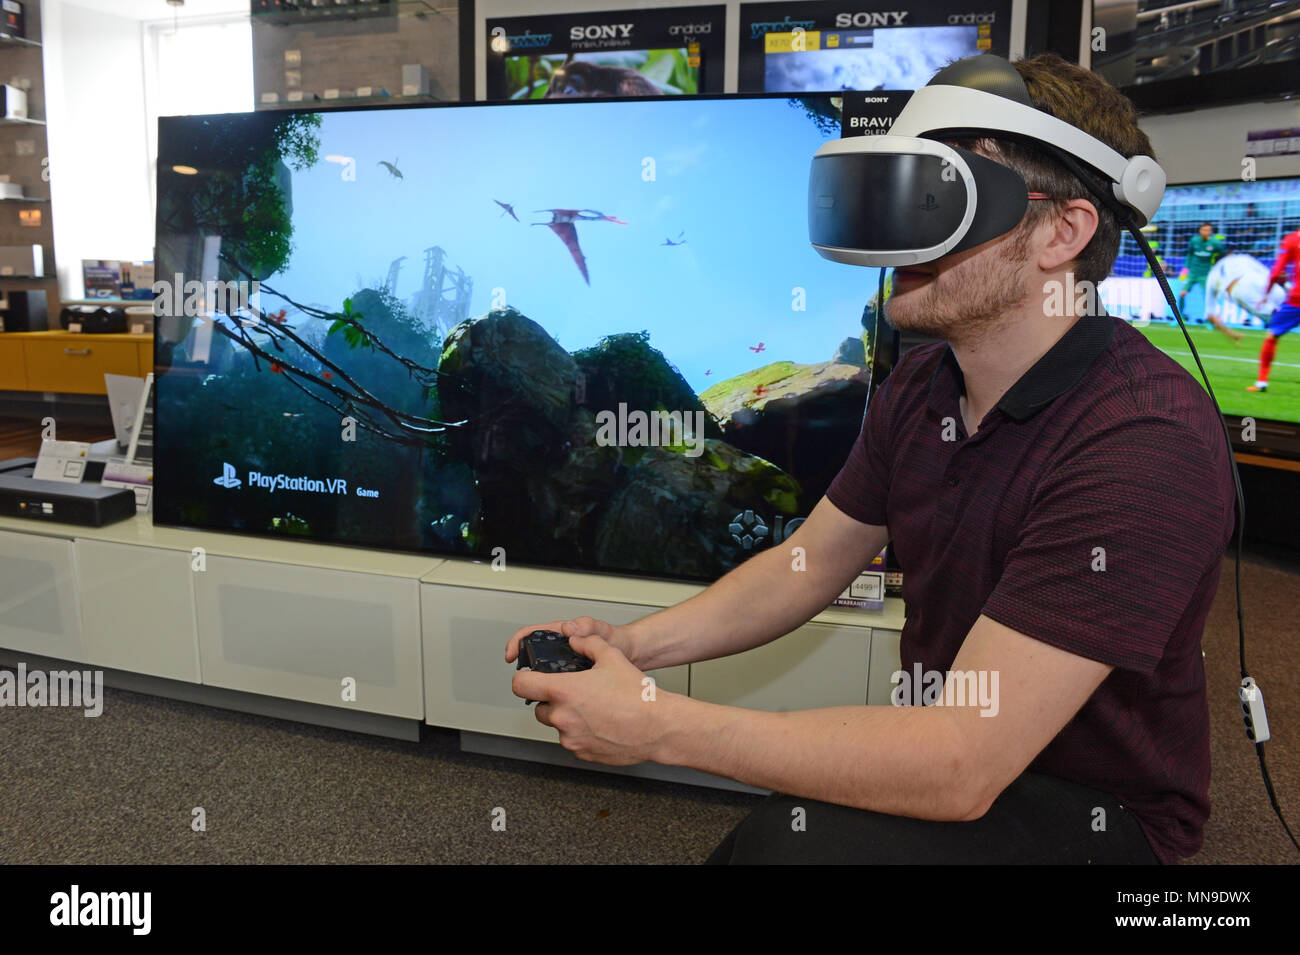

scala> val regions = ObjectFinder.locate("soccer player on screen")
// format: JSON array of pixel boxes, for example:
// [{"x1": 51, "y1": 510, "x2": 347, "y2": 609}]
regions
[
  {"x1": 1248, "y1": 225, "x2": 1300, "y2": 393},
  {"x1": 1178, "y1": 222, "x2": 1226, "y2": 319}
]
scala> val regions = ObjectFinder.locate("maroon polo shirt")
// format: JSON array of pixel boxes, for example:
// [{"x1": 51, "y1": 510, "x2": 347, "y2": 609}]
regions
[{"x1": 827, "y1": 311, "x2": 1236, "y2": 863}]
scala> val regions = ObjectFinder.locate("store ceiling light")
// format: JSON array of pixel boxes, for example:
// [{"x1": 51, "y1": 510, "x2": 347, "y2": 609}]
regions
[{"x1": 171, "y1": 165, "x2": 198, "y2": 175}]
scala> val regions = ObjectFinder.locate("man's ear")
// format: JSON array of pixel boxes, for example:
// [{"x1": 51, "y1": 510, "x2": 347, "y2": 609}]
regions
[{"x1": 1037, "y1": 198, "x2": 1099, "y2": 273}]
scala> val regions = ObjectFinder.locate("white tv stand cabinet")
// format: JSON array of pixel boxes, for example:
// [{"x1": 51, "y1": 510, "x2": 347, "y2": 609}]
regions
[{"x1": 0, "y1": 514, "x2": 905, "y2": 791}]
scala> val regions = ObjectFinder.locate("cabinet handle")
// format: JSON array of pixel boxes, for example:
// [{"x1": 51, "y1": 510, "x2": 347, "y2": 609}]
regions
[{"x1": 63, "y1": 348, "x2": 91, "y2": 356}]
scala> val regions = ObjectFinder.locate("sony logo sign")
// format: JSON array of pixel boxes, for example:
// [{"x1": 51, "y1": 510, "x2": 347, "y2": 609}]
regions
[
  {"x1": 835, "y1": 11, "x2": 909, "y2": 28},
  {"x1": 570, "y1": 23, "x2": 634, "y2": 40}
]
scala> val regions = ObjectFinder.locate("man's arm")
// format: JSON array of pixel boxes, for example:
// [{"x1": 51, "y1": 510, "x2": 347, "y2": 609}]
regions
[
  {"x1": 627, "y1": 497, "x2": 888, "y2": 671},
  {"x1": 531, "y1": 614, "x2": 1111, "y2": 821}
]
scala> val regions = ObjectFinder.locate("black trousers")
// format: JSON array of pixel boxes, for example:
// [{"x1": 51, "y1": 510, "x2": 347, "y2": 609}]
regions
[{"x1": 706, "y1": 772, "x2": 1160, "y2": 864}]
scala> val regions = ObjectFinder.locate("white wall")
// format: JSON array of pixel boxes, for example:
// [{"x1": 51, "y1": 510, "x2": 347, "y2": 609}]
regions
[
  {"x1": 42, "y1": 1, "x2": 153, "y2": 299},
  {"x1": 1140, "y1": 98, "x2": 1300, "y2": 185},
  {"x1": 42, "y1": 0, "x2": 252, "y2": 302},
  {"x1": 475, "y1": 0, "x2": 1030, "y2": 99}
]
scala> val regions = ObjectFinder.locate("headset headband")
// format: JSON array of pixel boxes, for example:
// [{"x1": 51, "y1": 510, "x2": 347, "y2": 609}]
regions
[{"x1": 889, "y1": 62, "x2": 1165, "y2": 226}]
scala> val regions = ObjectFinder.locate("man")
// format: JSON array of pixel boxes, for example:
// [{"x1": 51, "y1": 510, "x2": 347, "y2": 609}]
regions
[
  {"x1": 1247, "y1": 224, "x2": 1300, "y2": 392},
  {"x1": 507, "y1": 54, "x2": 1236, "y2": 865},
  {"x1": 1179, "y1": 222, "x2": 1226, "y2": 316}
]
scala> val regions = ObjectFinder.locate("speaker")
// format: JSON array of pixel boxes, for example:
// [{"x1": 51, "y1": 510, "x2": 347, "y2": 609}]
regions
[
  {"x1": 60, "y1": 305, "x2": 127, "y2": 333},
  {"x1": 0, "y1": 289, "x2": 47, "y2": 331}
]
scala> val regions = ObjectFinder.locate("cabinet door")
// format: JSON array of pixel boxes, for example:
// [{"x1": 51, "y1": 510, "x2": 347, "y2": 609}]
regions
[
  {"x1": 76, "y1": 540, "x2": 200, "y2": 683},
  {"x1": 689, "y1": 621, "x2": 870, "y2": 711},
  {"x1": 193, "y1": 555, "x2": 424, "y2": 719},
  {"x1": 23, "y1": 338, "x2": 140, "y2": 393},
  {"x1": 0, "y1": 530, "x2": 83, "y2": 661},
  {"x1": 0, "y1": 337, "x2": 26, "y2": 390},
  {"x1": 866, "y1": 628, "x2": 903, "y2": 706},
  {"x1": 421, "y1": 584, "x2": 688, "y2": 742}
]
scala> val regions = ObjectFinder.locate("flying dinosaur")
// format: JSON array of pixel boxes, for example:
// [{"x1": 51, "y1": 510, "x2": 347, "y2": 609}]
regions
[
  {"x1": 494, "y1": 199, "x2": 520, "y2": 222},
  {"x1": 749, "y1": 342, "x2": 766, "y2": 354},
  {"x1": 532, "y1": 209, "x2": 627, "y2": 285},
  {"x1": 378, "y1": 158, "x2": 403, "y2": 181},
  {"x1": 662, "y1": 231, "x2": 686, "y2": 246}
]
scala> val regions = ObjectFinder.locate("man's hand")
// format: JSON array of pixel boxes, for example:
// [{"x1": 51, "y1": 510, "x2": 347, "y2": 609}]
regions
[
  {"x1": 505, "y1": 617, "x2": 638, "y2": 668},
  {"x1": 511, "y1": 635, "x2": 673, "y2": 766}
]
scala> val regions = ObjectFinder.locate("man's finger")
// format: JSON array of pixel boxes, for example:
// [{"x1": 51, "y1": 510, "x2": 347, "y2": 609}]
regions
[
  {"x1": 512, "y1": 668, "x2": 562, "y2": 704},
  {"x1": 567, "y1": 633, "x2": 618, "y2": 664},
  {"x1": 505, "y1": 620, "x2": 569, "y2": 661},
  {"x1": 534, "y1": 701, "x2": 556, "y2": 727}
]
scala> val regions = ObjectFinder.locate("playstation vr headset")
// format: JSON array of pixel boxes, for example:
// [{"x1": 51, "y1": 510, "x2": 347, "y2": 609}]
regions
[{"x1": 808, "y1": 55, "x2": 1167, "y2": 267}]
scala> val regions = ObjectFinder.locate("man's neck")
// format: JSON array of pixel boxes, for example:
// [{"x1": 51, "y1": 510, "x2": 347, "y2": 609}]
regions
[{"x1": 950, "y1": 297, "x2": 1084, "y2": 432}]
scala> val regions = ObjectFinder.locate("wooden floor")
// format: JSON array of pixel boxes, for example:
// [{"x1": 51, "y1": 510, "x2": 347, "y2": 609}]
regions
[{"x1": 0, "y1": 415, "x2": 114, "y2": 461}]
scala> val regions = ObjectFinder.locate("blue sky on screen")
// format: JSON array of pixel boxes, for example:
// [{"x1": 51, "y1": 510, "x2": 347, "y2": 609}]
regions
[{"x1": 269, "y1": 96, "x2": 880, "y2": 392}]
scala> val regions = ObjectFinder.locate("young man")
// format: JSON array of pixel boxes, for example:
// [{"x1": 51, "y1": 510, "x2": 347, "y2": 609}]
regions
[
  {"x1": 507, "y1": 54, "x2": 1236, "y2": 865},
  {"x1": 1248, "y1": 225, "x2": 1300, "y2": 392}
]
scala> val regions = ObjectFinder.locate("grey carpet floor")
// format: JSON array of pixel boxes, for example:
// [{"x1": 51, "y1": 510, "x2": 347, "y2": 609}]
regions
[{"x1": 0, "y1": 546, "x2": 1296, "y2": 865}]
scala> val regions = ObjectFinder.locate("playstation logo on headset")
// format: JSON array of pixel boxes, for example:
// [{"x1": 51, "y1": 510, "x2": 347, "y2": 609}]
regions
[{"x1": 918, "y1": 194, "x2": 939, "y2": 212}]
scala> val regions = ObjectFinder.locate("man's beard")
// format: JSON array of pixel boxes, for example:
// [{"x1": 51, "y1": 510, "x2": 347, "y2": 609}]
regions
[{"x1": 884, "y1": 233, "x2": 1034, "y2": 344}]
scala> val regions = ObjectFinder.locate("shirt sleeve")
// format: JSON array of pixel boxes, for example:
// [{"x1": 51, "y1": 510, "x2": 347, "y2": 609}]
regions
[
  {"x1": 825, "y1": 367, "x2": 894, "y2": 527},
  {"x1": 981, "y1": 415, "x2": 1233, "y2": 676}
]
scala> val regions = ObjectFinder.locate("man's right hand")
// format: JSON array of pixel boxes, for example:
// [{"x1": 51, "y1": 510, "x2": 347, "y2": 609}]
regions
[{"x1": 506, "y1": 617, "x2": 637, "y2": 668}]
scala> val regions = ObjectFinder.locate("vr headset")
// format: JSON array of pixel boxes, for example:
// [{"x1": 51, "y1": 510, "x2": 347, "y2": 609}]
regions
[{"x1": 808, "y1": 54, "x2": 1167, "y2": 267}]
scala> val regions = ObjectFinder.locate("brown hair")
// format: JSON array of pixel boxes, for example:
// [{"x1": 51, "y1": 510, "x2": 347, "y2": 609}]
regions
[{"x1": 952, "y1": 53, "x2": 1156, "y2": 285}]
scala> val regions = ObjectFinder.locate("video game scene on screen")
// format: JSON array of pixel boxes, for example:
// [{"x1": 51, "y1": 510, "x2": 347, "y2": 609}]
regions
[
  {"x1": 151, "y1": 96, "x2": 884, "y2": 581},
  {"x1": 1098, "y1": 177, "x2": 1300, "y2": 425}
]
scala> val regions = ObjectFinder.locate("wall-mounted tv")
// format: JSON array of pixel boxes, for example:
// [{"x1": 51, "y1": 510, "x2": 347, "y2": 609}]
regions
[
  {"x1": 1092, "y1": 0, "x2": 1300, "y2": 112},
  {"x1": 1098, "y1": 175, "x2": 1300, "y2": 457},
  {"x1": 153, "y1": 94, "x2": 883, "y2": 581}
]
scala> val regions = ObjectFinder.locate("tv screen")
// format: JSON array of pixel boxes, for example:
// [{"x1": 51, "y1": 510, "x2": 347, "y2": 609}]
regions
[
  {"x1": 153, "y1": 94, "x2": 884, "y2": 581},
  {"x1": 737, "y1": 0, "x2": 1012, "y2": 93},
  {"x1": 501, "y1": 48, "x2": 699, "y2": 99},
  {"x1": 762, "y1": 25, "x2": 981, "y2": 93},
  {"x1": 1099, "y1": 176, "x2": 1300, "y2": 433},
  {"x1": 1092, "y1": 0, "x2": 1300, "y2": 110}
]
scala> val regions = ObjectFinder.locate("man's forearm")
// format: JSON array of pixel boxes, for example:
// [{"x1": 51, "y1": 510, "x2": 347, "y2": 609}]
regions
[
  {"x1": 653, "y1": 692, "x2": 985, "y2": 822},
  {"x1": 627, "y1": 545, "x2": 844, "y2": 671}
]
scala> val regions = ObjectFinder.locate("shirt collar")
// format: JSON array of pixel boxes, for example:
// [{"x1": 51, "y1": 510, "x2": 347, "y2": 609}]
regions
[{"x1": 927, "y1": 311, "x2": 1115, "y2": 423}]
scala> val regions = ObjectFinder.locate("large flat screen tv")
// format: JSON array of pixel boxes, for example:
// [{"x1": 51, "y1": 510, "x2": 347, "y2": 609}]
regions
[
  {"x1": 153, "y1": 94, "x2": 883, "y2": 581},
  {"x1": 1098, "y1": 175, "x2": 1300, "y2": 457}
]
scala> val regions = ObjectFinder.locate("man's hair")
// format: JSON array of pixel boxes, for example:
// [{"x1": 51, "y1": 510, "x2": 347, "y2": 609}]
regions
[
  {"x1": 951, "y1": 53, "x2": 1155, "y2": 285},
  {"x1": 1201, "y1": 221, "x2": 1214, "y2": 229}
]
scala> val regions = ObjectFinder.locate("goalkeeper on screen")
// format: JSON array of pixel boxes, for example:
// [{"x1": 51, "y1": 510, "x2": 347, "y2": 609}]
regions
[{"x1": 1179, "y1": 222, "x2": 1227, "y2": 317}]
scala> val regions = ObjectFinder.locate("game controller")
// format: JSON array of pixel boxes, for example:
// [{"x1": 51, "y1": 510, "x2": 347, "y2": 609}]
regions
[{"x1": 516, "y1": 629, "x2": 594, "y2": 704}]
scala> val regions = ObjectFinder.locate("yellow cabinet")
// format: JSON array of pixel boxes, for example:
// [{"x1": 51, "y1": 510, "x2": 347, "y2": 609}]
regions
[
  {"x1": 0, "y1": 337, "x2": 25, "y2": 390},
  {"x1": 4, "y1": 331, "x2": 150, "y2": 394}
]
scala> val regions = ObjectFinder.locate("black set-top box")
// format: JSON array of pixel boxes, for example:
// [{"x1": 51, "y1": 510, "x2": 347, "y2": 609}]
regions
[{"x1": 0, "y1": 460, "x2": 136, "y2": 527}]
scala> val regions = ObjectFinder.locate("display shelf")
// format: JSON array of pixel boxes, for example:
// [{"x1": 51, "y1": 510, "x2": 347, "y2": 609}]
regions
[
  {"x1": 0, "y1": 116, "x2": 45, "y2": 126},
  {"x1": 0, "y1": 33, "x2": 40, "y2": 48},
  {"x1": 424, "y1": 556, "x2": 908, "y2": 632},
  {"x1": 0, "y1": 196, "x2": 49, "y2": 203}
]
